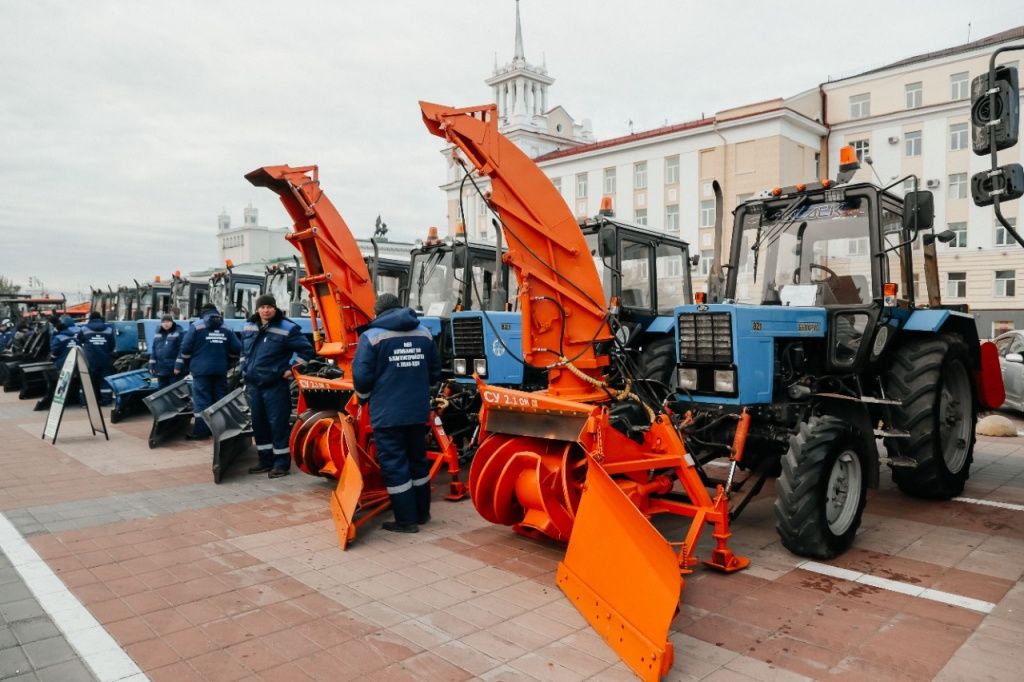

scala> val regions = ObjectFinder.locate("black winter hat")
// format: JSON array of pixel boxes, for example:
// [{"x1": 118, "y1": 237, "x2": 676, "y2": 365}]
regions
[
  {"x1": 89, "y1": 311, "x2": 103, "y2": 321},
  {"x1": 200, "y1": 303, "x2": 217, "y2": 313},
  {"x1": 373, "y1": 293, "x2": 401, "y2": 316},
  {"x1": 161, "y1": 314, "x2": 175, "y2": 322},
  {"x1": 255, "y1": 294, "x2": 277, "y2": 309}
]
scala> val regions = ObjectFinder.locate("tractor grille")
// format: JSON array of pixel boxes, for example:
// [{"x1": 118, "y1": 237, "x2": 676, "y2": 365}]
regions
[
  {"x1": 452, "y1": 317, "x2": 486, "y2": 358},
  {"x1": 678, "y1": 312, "x2": 733, "y2": 364}
]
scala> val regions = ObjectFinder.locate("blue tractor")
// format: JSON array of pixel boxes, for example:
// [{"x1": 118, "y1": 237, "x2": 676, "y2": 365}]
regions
[{"x1": 669, "y1": 152, "x2": 1006, "y2": 559}]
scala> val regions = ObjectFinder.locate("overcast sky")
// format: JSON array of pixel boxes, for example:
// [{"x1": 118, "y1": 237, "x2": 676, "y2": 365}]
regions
[{"x1": 1, "y1": 0, "x2": 1020, "y2": 297}]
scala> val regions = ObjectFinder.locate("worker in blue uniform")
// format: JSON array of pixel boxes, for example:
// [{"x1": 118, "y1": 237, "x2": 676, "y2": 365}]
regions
[
  {"x1": 50, "y1": 315, "x2": 80, "y2": 369},
  {"x1": 149, "y1": 314, "x2": 183, "y2": 389},
  {"x1": 352, "y1": 293, "x2": 440, "y2": 533},
  {"x1": 78, "y1": 312, "x2": 115, "y2": 403},
  {"x1": 240, "y1": 294, "x2": 313, "y2": 478},
  {"x1": 175, "y1": 304, "x2": 241, "y2": 439},
  {"x1": 0, "y1": 319, "x2": 13, "y2": 352}
]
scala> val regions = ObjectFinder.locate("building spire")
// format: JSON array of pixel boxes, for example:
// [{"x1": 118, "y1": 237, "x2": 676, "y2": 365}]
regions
[{"x1": 514, "y1": 0, "x2": 524, "y2": 62}]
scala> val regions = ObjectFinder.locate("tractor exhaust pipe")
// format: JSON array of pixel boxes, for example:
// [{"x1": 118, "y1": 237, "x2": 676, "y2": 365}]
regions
[{"x1": 707, "y1": 180, "x2": 725, "y2": 304}]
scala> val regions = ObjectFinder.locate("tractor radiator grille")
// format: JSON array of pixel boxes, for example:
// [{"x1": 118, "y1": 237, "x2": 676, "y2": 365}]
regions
[
  {"x1": 452, "y1": 317, "x2": 486, "y2": 358},
  {"x1": 678, "y1": 312, "x2": 733, "y2": 364}
]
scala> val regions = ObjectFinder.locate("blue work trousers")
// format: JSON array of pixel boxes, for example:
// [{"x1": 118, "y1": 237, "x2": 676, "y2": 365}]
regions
[
  {"x1": 191, "y1": 375, "x2": 227, "y2": 437},
  {"x1": 248, "y1": 380, "x2": 292, "y2": 470}
]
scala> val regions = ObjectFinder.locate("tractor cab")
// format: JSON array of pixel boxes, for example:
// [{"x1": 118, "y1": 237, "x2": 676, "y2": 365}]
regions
[
  {"x1": 402, "y1": 227, "x2": 519, "y2": 384},
  {"x1": 207, "y1": 265, "x2": 263, "y2": 320}
]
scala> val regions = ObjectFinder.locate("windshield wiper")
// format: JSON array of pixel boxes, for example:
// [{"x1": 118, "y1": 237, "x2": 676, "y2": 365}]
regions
[{"x1": 416, "y1": 250, "x2": 445, "y2": 307}]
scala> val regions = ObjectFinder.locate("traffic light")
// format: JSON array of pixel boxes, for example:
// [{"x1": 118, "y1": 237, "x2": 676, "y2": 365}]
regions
[{"x1": 971, "y1": 65, "x2": 1019, "y2": 155}]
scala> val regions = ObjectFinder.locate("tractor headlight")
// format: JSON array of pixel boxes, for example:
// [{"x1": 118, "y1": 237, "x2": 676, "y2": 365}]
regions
[
  {"x1": 137, "y1": 341, "x2": 147, "y2": 352},
  {"x1": 454, "y1": 359, "x2": 467, "y2": 375},
  {"x1": 473, "y1": 359, "x2": 487, "y2": 375},
  {"x1": 714, "y1": 369, "x2": 736, "y2": 393},
  {"x1": 678, "y1": 368, "x2": 698, "y2": 390}
]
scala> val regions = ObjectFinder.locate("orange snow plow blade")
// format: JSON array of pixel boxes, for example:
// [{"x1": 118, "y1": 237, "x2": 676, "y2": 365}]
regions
[{"x1": 557, "y1": 459, "x2": 680, "y2": 681}]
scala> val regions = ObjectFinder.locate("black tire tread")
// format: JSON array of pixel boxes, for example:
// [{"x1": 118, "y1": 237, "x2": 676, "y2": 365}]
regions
[
  {"x1": 885, "y1": 334, "x2": 975, "y2": 499},
  {"x1": 638, "y1": 337, "x2": 676, "y2": 391},
  {"x1": 774, "y1": 415, "x2": 865, "y2": 559}
]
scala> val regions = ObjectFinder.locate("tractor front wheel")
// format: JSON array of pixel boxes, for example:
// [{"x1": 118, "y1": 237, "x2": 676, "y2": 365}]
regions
[
  {"x1": 885, "y1": 334, "x2": 976, "y2": 499},
  {"x1": 774, "y1": 415, "x2": 867, "y2": 559},
  {"x1": 638, "y1": 337, "x2": 677, "y2": 401}
]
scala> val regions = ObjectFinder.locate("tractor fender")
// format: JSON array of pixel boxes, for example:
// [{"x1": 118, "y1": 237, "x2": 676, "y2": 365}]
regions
[
  {"x1": 905, "y1": 310, "x2": 981, "y2": 365},
  {"x1": 812, "y1": 398, "x2": 878, "y2": 488},
  {"x1": 903, "y1": 311, "x2": 1002, "y2": 408}
]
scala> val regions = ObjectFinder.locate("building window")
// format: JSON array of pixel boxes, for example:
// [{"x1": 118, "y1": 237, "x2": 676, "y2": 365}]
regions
[
  {"x1": 551, "y1": 177, "x2": 561, "y2": 194},
  {"x1": 994, "y1": 320, "x2": 1015, "y2": 337},
  {"x1": 851, "y1": 139, "x2": 870, "y2": 162},
  {"x1": 905, "y1": 131, "x2": 922, "y2": 157},
  {"x1": 950, "y1": 72, "x2": 969, "y2": 101},
  {"x1": 603, "y1": 168, "x2": 616, "y2": 195},
  {"x1": 848, "y1": 238, "x2": 868, "y2": 256},
  {"x1": 905, "y1": 82, "x2": 923, "y2": 109},
  {"x1": 633, "y1": 208, "x2": 648, "y2": 225},
  {"x1": 849, "y1": 93, "x2": 870, "y2": 119},
  {"x1": 666, "y1": 204, "x2": 679, "y2": 232},
  {"x1": 634, "y1": 162, "x2": 647, "y2": 190},
  {"x1": 948, "y1": 222, "x2": 967, "y2": 248},
  {"x1": 996, "y1": 270, "x2": 1016, "y2": 297},
  {"x1": 948, "y1": 173, "x2": 967, "y2": 199},
  {"x1": 665, "y1": 155, "x2": 679, "y2": 185},
  {"x1": 947, "y1": 272, "x2": 966, "y2": 298},
  {"x1": 699, "y1": 200, "x2": 715, "y2": 228},
  {"x1": 576, "y1": 173, "x2": 587, "y2": 199},
  {"x1": 949, "y1": 123, "x2": 968, "y2": 151},
  {"x1": 699, "y1": 249, "x2": 714, "y2": 276},
  {"x1": 996, "y1": 217, "x2": 1017, "y2": 247}
]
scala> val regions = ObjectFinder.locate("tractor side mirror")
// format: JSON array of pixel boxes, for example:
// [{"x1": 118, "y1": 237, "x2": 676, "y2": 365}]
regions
[
  {"x1": 971, "y1": 65, "x2": 1019, "y2": 155},
  {"x1": 923, "y1": 229, "x2": 958, "y2": 246},
  {"x1": 972, "y1": 164, "x2": 1024, "y2": 206},
  {"x1": 1006, "y1": 352, "x2": 1024, "y2": 364},
  {"x1": 598, "y1": 225, "x2": 616, "y2": 259},
  {"x1": 902, "y1": 191, "x2": 934, "y2": 231}
]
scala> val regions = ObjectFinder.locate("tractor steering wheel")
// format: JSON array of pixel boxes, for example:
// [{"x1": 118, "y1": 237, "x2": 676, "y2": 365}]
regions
[{"x1": 809, "y1": 263, "x2": 840, "y2": 284}]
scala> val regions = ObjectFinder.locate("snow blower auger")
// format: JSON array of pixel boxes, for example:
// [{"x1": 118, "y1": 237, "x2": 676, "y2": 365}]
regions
[
  {"x1": 245, "y1": 165, "x2": 464, "y2": 548},
  {"x1": 420, "y1": 102, "x2": 749, "y2": 681}
]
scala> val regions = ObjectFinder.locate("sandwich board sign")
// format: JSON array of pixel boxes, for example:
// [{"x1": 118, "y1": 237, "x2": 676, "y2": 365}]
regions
[{"x1": 42, "y1": 346, "x2": 109, "y2": 443}]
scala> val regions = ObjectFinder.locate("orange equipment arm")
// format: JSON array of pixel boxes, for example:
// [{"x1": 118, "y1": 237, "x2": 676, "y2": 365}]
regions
[
  {"x1": 245, "y1": 165, "x2": 375, "y2": 372},
  {"x1": 420, "y1": 102, "x2": 612, "y2": 400}
]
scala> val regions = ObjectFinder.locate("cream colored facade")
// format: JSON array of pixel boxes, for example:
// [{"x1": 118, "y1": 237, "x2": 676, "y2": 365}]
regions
[
  {"x1": 439, "y1": 21, "x2": 1024, "y2": 334},
  {"x1": 824, "y1": 27, "x2": 1024, "y2": 335}
]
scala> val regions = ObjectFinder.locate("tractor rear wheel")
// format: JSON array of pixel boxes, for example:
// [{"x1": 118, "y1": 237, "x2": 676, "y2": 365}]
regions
[
  {"x1": 638, "y1": 337, "x2": 676, "y2": 401},
  {"x1": 885, "y1": 334, "x2": 976, "y2": 499},
  {"x1": 774, "y1": 415, "x2": 867, "y2": 559}
]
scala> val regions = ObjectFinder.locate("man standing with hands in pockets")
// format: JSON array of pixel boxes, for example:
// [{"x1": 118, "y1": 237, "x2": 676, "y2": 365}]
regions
[{"x1": 241, "y1": 294, "x2": 313, "y2": 478}]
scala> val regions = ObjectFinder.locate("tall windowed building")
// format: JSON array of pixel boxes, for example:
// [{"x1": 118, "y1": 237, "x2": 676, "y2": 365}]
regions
[{"x1": 436, "y1": 12, "x2": 1024, "y2": 335}]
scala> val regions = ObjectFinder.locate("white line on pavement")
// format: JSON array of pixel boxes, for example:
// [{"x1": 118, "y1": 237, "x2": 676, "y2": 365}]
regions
[
  {"x1": 0, "y1": 512, "x2": 148, "y2": 682},
  {"x1": 796, "y1": 560, "x2": 996, "y2": 614},
  {"x1": 953, "y1": 496, "x2": 1024, "y2": 512}
]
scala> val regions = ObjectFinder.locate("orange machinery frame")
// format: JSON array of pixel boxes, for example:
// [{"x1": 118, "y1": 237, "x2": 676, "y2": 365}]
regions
[{"x1": 421, "y1": 103, "x2": 750, "y2": 681}]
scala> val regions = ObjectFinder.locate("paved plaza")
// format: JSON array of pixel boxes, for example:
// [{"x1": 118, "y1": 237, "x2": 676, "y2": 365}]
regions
[{"x1": 1, "y1": 390, "x2": 1023, "y2": 681}]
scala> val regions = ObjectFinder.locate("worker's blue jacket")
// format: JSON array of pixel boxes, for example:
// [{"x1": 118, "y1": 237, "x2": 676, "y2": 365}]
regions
[
  {"x1": 149, "y1": 324, "x2": 183, "y2": 376},
  {"x1": 176, "y1": 308, "x2": 241, "y2": 376},
  {"x1": 50, "y1": 317, "x2": 80, "y2": 368},
  {"x1": 78, "y1": 319, "x2": 115, "y2": 374},
  {"x1": 352, "y1": 307, "x2": 440, "y2": 429},
  {"x1": 239, "y1": 311, "x2": 313, "y2": 387}
]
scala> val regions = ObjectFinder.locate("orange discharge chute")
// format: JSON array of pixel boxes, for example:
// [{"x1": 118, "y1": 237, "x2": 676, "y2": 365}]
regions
[{"x1": 420, "y1": 102, "x2": 748, "y2": 680}]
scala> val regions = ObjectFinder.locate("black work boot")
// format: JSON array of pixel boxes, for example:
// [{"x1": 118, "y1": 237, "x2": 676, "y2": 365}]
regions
[
  {"x1": 414, "y1": 483, "x2": 431, "y2": 525},
  {"x1": 384, "y1": 489, "x2": 419, "y2": 533}
]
